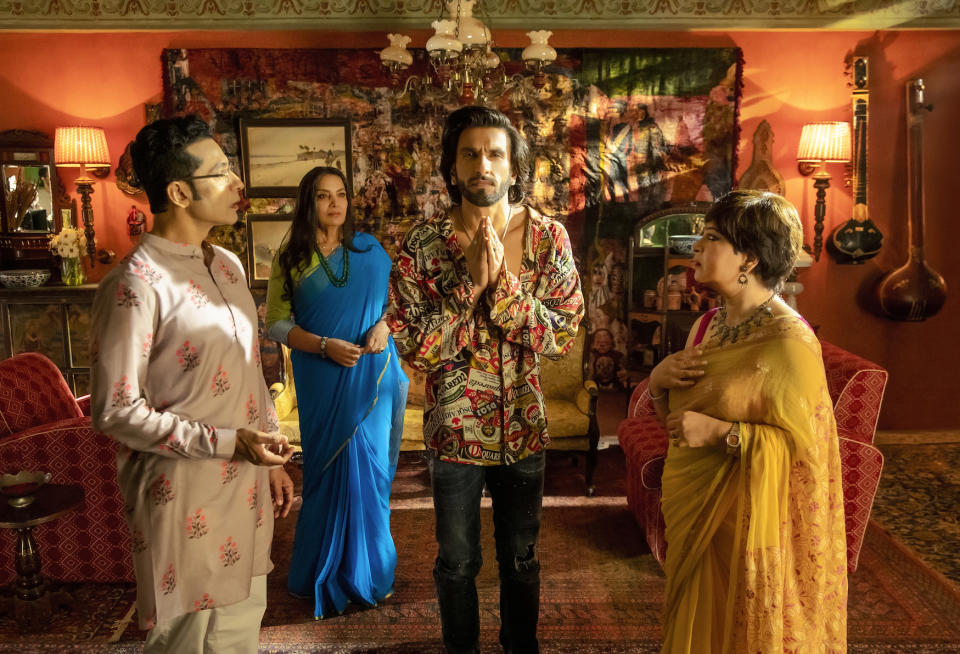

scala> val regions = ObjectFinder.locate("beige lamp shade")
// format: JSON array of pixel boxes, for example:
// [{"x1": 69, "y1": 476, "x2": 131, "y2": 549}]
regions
[
  {"x1": 54, "y1": 126, "x2": 111, "y2": 168},
  {"x1": 796, "y1": 121, "x2": 851, "y2": 163}
]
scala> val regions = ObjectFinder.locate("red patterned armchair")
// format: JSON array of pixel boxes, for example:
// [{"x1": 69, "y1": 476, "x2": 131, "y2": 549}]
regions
[
  {"x1": 0, "y1": 353, "x2": 134, "y2": 583},
  {"x1": 618, "y1": 340, "x2": 888, "y2": 572}
]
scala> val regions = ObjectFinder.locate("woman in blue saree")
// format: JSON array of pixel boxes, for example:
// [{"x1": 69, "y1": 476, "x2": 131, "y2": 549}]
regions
[{"x1": 266, "y1": 166, "x2": 408, "y2": 618}]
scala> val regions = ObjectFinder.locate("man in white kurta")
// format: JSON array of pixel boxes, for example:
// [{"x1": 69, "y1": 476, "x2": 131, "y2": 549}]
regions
[{"x1": 91, "y1": 116, "x2": 293, "y2": 653}]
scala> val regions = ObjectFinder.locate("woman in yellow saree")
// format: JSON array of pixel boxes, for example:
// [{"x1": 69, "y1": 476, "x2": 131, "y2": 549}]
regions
[{"x1": 648, "y1": 191, "x2": 847, "y2": 653}]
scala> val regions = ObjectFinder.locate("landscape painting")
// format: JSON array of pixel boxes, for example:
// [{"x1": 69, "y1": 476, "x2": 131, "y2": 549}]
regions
[{"x1": 239, "y1": 118, "x2": 352, "y2": 197}]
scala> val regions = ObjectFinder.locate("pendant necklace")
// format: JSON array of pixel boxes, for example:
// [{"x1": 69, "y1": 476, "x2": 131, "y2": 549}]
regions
[
  {"x1": 315, "y1": 242, "x2": 349, "y2": 287},
  {"x1": 713, "y1": 294, "x2": 776, "y2": 346}
]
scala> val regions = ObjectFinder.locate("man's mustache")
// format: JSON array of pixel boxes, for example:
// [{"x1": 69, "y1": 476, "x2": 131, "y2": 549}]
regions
[{"x1": 466, "y1": 175, "x2": 497, "y2": 185}]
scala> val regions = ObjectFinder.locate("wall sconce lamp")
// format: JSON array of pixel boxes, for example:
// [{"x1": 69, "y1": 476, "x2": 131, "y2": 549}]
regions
[
  {"x1": 54, "y1": 126, "x2": 111, "y2": 266},
  {"x1": 796, "y1": 121, "x2": 851, "y2": 262}
]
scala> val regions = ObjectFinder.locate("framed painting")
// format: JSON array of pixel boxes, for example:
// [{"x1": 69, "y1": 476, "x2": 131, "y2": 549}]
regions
[
  {"x1": 239, "y1": 118, "x2": 353, "y2": 198},
  {"x1": 245, "y1": 213, "x2": 292, "y2": 287}
]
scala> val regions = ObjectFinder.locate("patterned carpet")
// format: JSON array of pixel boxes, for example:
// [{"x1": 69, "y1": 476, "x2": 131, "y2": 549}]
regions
[
  {"x1": 2, "y1": 446, "x2": 960, "y2": 653},
  {"x1": 871, "y1": 440, "x2": 960, "y2": 587}
]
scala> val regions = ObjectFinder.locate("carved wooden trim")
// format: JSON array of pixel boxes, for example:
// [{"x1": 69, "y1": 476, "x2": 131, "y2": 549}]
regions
[{"x1": 0, "y1": 0, "x2": 958, "y2": 30}]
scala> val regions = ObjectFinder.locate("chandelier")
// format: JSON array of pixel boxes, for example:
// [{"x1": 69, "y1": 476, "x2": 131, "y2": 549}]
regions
[{"x1": 378, "y1": 0, "x2": 558, "y2": 105}]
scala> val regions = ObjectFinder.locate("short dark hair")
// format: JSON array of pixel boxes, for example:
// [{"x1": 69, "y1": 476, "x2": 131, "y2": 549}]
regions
[
  {"x1": 706, "y1": 190, "x2": 803, "y2": 291},
  {"x1": 440, "y1": 106, "x2": 531, "y2": 205},
  {"x1": 129, "y1": 115, "x2": 212, "y2": 213}
]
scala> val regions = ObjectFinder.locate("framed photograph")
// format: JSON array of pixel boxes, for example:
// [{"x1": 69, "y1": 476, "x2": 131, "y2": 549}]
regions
[
  {"x1": 239, "y1": 118, "x2": 353, "y2": 198},
  {"x1": 246, "y1": 213, "x2": 292, "y2": 287}
]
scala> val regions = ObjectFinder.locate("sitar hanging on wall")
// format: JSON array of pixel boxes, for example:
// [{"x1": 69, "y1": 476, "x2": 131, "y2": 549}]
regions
[
  {"x1": 828, "y1": 56, "x2": 883, "y2": 264},
  {"x1": 874, "y1": 79, "x2": 947, "y2": 321}
]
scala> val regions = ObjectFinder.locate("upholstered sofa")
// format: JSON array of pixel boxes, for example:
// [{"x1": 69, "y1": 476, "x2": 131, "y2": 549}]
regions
[
  {"x1": 618, "y1": 339, "x2": 888, "y2": 572},
  {"x1": 0, "y1": 353, "x2": 135, "y2": 584}
]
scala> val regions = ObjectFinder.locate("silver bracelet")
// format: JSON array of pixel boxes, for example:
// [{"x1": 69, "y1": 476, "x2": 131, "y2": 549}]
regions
[
  {"x1": 649, "y1": 387, "x2": 667, "y2": 401},
  {"x1": 319, "y1": 336, "x2": 328, "y2": 358}
]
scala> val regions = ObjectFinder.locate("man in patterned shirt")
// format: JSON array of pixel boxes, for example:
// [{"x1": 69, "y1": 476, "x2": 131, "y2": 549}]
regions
[
  {"x1": 389, "y1": 106, "x2": 584, "y2": 654},
  {"x1": 91, "y1": 116, "x2": 295, "y2": 653}
]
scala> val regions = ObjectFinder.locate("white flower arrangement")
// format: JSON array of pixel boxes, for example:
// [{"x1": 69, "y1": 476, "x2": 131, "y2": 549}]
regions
[{"x1": 49, "y1": 226, "x2": 88, "y2": 259}]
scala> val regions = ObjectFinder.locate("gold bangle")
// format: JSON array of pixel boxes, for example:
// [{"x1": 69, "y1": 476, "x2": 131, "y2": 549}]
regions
[{"x1": 649, "y1": 388, "x2": 667, "y2": 401}]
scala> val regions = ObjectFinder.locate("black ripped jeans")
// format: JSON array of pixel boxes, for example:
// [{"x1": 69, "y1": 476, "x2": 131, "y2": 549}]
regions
[{"x1": 429, "y1": 452, "x2": 545, "y2": 654}]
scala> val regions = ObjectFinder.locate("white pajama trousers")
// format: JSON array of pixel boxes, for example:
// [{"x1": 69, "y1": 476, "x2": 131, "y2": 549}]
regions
[{"x1": 143, "y1": 575, "x2": 267, "y2": 654}]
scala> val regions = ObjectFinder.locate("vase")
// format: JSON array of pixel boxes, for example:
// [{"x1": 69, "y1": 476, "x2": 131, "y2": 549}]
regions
[{"x1": 60, "y1": 257, "x2": 85, "y2": 286}]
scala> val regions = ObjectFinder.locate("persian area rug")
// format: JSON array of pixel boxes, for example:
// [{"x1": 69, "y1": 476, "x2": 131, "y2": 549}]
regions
[{"x1": 0, "y1": 582, "x2": 135, "y2": 650}]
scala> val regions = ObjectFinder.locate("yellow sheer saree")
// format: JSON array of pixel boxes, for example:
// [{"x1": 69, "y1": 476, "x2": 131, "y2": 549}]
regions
[{"x1": 660, "y1": 316, "x2": 847, "y2": 653}]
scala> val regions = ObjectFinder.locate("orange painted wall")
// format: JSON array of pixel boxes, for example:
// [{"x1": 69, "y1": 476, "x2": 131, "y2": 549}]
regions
[{"x1": 1, "y1": 29, "x2": 958, "y2": 428}]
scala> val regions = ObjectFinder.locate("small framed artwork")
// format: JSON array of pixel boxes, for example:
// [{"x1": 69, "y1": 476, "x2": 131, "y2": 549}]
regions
[
  {"x1": 239, "y1": 118, "x2": 353, "y2": 198},
  {"x1": 245, "y1": 213, "x2": 292, "y2": 287}
]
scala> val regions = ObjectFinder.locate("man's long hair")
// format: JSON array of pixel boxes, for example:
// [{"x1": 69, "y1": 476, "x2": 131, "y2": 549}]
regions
[
  {"x1": 129, "y1": 115, "x2": 211, "y2": 214},
  {"x1": 439, "y1": 106, "x2": 531, "y2": 205},
  {"x1": 277, "y1": 166, "x2": 368, "y2": 304}
]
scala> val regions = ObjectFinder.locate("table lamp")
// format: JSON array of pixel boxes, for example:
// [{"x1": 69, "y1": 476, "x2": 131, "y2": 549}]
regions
[
  {"x1": 796, "y1": 121, "x2": 851, "y2": 262},
  {"x1": 54, "y1": 126, "x2": 111, "y2": 266}
]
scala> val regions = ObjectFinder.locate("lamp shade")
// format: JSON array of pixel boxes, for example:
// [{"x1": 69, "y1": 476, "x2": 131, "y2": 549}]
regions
[
  {"x1": 54, "y1": 126, "x2": 111, "y2": 168},
  {"x1": 796, "y1": 121, "x2": 851, "y2": 163}
]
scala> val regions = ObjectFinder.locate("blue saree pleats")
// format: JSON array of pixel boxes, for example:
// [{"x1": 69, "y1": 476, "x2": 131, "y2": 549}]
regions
[{"x1": 286, "y1": 234, "x2": 408, "y2": 618}]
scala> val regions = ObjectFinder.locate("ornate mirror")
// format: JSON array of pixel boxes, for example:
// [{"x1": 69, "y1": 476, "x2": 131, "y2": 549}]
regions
[{"x1": 0, "y1": 130, "x2": 69, "y2": 270}]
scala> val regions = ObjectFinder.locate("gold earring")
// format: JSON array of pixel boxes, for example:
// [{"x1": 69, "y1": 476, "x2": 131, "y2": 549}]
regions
[{"x1": 738, "y1": 266, "x2": 749, "y2": 285}]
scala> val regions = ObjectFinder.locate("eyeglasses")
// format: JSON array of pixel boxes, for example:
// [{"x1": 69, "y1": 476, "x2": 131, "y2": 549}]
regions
[{"x1": 183, "y1": 162, "x2": 240, "y2": 181}]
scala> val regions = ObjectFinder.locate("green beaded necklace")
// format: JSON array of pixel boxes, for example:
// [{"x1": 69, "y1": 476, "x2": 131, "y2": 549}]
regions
[{"x1": 315, "y1": 244, "x2": 349, "y2": 287}]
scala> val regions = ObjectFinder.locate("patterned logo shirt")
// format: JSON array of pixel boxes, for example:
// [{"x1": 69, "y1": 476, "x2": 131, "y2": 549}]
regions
[{"x1": 388, "y1": 208, "x2": 583, "y2": 466}]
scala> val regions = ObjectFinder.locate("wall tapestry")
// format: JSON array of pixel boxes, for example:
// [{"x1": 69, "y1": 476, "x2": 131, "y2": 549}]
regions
[{"x1": 163, "y1": 47, "x2": 741, "y2": 391}]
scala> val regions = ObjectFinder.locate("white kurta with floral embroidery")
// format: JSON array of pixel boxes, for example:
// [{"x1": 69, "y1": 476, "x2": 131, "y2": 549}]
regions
[{"x1": 90, "y1": 234, "x2": 279, "y2": 630}]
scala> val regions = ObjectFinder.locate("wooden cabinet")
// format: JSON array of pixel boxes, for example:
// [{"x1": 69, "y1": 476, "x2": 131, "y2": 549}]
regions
[
  {"x1": 0, "y1": 285, "x2": 283, "y2": 398},
  {"x1": 625, "y1": 203, "x2": 715, "y2": 379},
  {"x1": 0, "y1": 284, "x2": 96, "y2": 396}
]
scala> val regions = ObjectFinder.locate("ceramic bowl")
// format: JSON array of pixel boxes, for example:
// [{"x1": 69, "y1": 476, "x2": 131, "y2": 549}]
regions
[
  {"x1": 0, "y1": 470, "x2": 52, "y2": 508},
  {"x1": 0, "y1": 269, "x2": 51, "y2": 288},
  {"x1": 668, "y1": 235, "x2": 701, "y2": 256}
]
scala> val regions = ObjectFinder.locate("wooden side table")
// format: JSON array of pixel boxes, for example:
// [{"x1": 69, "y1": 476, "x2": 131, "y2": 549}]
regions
[{"x1": 0, "y1": 484, "x2": 84, "y2": 631}]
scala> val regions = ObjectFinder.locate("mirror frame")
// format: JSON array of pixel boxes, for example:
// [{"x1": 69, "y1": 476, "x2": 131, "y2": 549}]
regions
[{"x1": 0, "y1": 129, "x2": 70, "y2": 271}]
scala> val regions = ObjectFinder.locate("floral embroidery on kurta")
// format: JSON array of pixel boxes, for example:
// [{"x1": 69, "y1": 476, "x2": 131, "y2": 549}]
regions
[
  {"x1": 160, "y1": 564, "x2": 176, "y2": 594},
  {"x1": 187, "y1": 509, "x2": 208, "y2": 539},
  {"x1": 151, "y1": 474, "x2": 175, "y2": 505},
  {"x1": 177, "y1": 341, "x2": 199, "y2": 371},
  {"x1": 187, "y1": 280, "x2": 210, "y2": 307},
  {"x1": 218, "y1": 260, "x2": 239, "y2": 284},
  {"x1": 131, "y1": 529, "x2": 147, "y2": 554},
  {"x1": 219, "y1": 537, "x2": 240, "y2": 566},
  {"x1": 211, "y1": 365, "x2": 230, "y2": 396},
  {"x1": 221, "y1": 460, "x2": 239, "y2": 484},
  {"x1": 142, "y1": 333, "x2": 153, "y2": 358},
  {"x1": 245, "y1": 394, "x2": 259, "y2": 425},
  {"x1": 112, "y1": 376, "x2": 133, "y2": 407},
  {"x1": 194, "y1": 594, "x2": 215, "y2": 611},
  {"x1": 116, "y1": 282, "x2": 141, "y2": 308},
  {"x1": 131, "y1": 259, "x2": 163, "y2": 285},
  {"x1": 264, "y1": 405, "x2": 279, "y2": 432}
]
